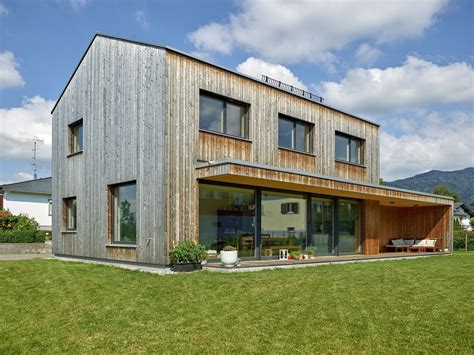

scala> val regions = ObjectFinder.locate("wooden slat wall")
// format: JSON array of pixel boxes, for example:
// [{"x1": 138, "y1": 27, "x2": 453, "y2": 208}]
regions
[
  {"x1": 335, "y1": 161, "x2": 368, "y2": 182},
  {"x1": 362, "y1": 200, "x2": 380, "y2": 255},
  {"x1": 166, "y1": 51, "x2": 380, "y2": 245},
  {"x1": 278, "y1": 149, "x2": 317, "y2": 172},
  {"x1": 198, "y1": 131, "x2": 252, "y2": 161},
  {"x1": 379, "y1": 205, "x2": 452, "y2": 252},
  {"x1": 52, "y1": 37, "x2": 168, "y2": 264}
]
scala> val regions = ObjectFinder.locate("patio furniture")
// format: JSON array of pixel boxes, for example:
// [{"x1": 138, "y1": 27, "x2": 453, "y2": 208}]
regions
[
  {"x1": 409, "y1": 239, "x2": 438, "y2": 252},
  {"x1": 384, "y1": 238, "x2": 411, "y2": 252}
]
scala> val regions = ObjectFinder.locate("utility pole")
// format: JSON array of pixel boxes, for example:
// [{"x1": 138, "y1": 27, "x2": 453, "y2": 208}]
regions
[{"x1": 18, "y1": 137, "x2": 44, "y2": 179}]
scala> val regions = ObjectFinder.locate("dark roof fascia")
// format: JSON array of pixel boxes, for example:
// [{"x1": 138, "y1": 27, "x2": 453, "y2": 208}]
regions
[
  {"x1": 195, "y1": 159, "x2": 454, "y2": 203},
  {"x1": 51, "y1": 33, "x2": 380, "y2": 127}
]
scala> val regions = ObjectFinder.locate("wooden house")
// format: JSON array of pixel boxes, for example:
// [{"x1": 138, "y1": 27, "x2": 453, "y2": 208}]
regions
[{"x1": 51, "y1": 34, "x2": 453, "y2": 264}]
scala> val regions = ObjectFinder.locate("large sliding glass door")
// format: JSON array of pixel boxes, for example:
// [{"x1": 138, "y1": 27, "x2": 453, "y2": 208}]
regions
[
  {"x1": 199, "y1": 184, "x2": 256, "y2": 258},
  {"x1": 199, "y1": 183, "x2": 361, "y2": 259},
  {"x1": 338, "y1": 200, "x2": 361, "y2": 254},
  {"x1": 261, "y1": 191, "x2": 307, "y2": 257},
  {"x1": 310, "y1": 197, "x2": 334, "y2": 255}
]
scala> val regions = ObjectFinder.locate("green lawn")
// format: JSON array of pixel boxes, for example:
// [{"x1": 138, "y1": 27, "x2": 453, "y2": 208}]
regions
[{"x1": 1, "y1": 253, "x2": 473, "y2": 353}]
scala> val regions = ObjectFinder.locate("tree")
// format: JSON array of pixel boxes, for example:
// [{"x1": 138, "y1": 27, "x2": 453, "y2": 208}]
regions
[
  {"x1": 379, "y1": 177, "x2": 385, "y2": 185},
  {"x1": 432, "y1": 185, "x2": 459, "y2": 201}
]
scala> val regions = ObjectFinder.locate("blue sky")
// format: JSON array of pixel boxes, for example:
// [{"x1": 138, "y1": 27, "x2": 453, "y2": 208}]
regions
[{"x1": 0, "y1": 0, "x2": 473, "y2": 183}]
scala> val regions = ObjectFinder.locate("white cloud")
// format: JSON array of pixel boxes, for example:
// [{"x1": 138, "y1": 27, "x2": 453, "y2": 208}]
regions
[
  {"x1": 188, "y1": 0, "x2": 448, "y2": 64},
  {"x1": 319, "y1": 56, "x2": 474, "y2": 116},
  {"x1": 0, "y1": 3, "x2": 8, "y2": 15},
  {"x1": 135, "y1": 10, "x2": 148, "y2": 28},
  {"x1": 0, "y1": 96, "x2": 53, "y2": 160},
  {"x1": 355, "y1": 43, "x2": 382, "y2": 66},
  {"x1": 236, "y1": 57, "x2": 307, "y2": 90},
  {"x1": 70, "y1": 0, "x2": 89, "y2": 10},
  {"x1": 188, "y1": 23, "x2": 233, "y2": 55},
  {"x1": 0, "y1": 51, "x2": 25, "y2": 90},
  {"x1": 381, "y1": 111, "x2": 474, "y2": 180}
]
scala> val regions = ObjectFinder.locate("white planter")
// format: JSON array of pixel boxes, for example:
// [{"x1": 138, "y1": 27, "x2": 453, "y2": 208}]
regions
[{"x1": 220, "y1": 250, "x2": 238, "y2": 268}]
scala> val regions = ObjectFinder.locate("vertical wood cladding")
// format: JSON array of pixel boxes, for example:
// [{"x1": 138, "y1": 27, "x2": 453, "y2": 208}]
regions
[
  {"x1": 52, "y1": 37, "x2": 167, "y2": 264},
  {"x1": 166, "y1": 51, "x2": 379, "y2": 244},
  {"x1": 379, "y1": 205, "x2": 452, "y2": 252}
]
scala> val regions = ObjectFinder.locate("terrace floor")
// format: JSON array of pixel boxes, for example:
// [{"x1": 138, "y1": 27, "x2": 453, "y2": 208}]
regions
[{"x1": 204, "y1": 251, "x2": 450, "y2": 272}]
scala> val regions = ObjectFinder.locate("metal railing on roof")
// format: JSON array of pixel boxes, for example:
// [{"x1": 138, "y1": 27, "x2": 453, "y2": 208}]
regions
[{"x1": 261, "y1": 75, "x2": 324, "y2": 103}]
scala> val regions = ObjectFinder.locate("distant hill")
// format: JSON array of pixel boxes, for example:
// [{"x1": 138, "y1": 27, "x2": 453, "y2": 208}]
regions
[{"x1": 386, "y1": 167, "x2": 474, "y2": 206}]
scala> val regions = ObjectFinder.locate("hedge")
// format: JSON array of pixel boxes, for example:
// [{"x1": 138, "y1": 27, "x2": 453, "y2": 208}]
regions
[
  {"x1": 453, "y1": 230, "x2": 474, "y2": 251},
  {"x1": 0, "y1": 230, "x2": 46, "y2": 243}
]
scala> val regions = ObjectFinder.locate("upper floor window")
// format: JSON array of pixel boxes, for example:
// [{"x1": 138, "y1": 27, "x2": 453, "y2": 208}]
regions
[
  {"x1": 335, "y1": 132, "x2": 363, "y2": 165},
  {"x1": 63, "y1": 197, "x2": 77, "y2": 231},
  {"x1": 278, "y1": 115, "x2": 312, "y2": 153},
  {"x1": 199, "y1": 92, "x2": 249, "y2": 139},
  {"x1": 69, "y1": 119, "x2": 83, "y2": 154},
  {"x1": 110, "y1": 182, "x2": 137, "y2": 244}
]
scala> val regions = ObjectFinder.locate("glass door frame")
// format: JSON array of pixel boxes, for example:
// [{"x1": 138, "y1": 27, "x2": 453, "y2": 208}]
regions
[{"x1": 198, "y1": 181, "x2": 363, "y2": 260}]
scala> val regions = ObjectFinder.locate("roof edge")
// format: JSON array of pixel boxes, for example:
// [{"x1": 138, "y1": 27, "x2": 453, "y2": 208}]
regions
[
  {"x1": 51, "y1": 33, "x2": 380, "y2": 127},
  {"x1": 196, "y1": 159, "x2": 454, "y2": 202}
]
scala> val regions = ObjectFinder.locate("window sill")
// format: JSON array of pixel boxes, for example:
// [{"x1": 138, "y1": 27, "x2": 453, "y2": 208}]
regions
[
  {"x1": 106, "y1": 243, "x2": 137, "y2": 249},
  {"x1": 199, "y1": 129, "x2": 252, "y2": 143},
  {"x1": 335, "y1": 159, "x2": 366, "y2": 168},
  {"x1": 67, "y1": 150, "x2": 83, "y2": 158},
  {"x1": 278, "y1": 147, "x2": 316, "y2": 157},
  {"x1": 61, "y1": 230, "x2": 77, "y2": 234}
]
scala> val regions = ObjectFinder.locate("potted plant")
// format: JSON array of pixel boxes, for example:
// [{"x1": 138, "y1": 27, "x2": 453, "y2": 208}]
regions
[
  {"x1": 169, "y1": 240, "x2": 207, "y2": 272},
  {"x1": 290, "y1": 250, "x2": 301, "y2": 260},
  {"x1": 220, "y1": 245, "x2": 238, "y2": 268},
  {"x1": 304, "y1": 246, "x2": 317, "y2": 259}
]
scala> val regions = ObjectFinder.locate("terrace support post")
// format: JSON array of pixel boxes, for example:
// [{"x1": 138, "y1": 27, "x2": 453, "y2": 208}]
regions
[{"x1": 362, "y1": 200, "x2": 380, "y2": 255}]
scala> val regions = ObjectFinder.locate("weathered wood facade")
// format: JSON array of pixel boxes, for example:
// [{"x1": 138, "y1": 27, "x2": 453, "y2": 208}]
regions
[{"x1": 52, "y1": 34, "x2": 453, "y2": 265}]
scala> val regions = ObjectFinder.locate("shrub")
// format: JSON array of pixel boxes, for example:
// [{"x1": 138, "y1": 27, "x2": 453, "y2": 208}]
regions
[
  {"x1": 169, "y1": 240, "x2": 207, "y2": 264},
  {"x1": 15, "y1": 214, "x2": 39, "y2": 231},
  {"x1": 0, "y1": 209, "x2": 39, "y2": 232},
  {"x1": 453, "y1": 230, "x2": 474, "y2": 251},
  {"x1": 304, "y1": 246, "x2": 317, "y2": 256},
  {"x1": 0, "y1": 209, "x2": 17, "y2": 231},
  {"x1": 0, "y1": 229, "x2": 45, "y2": 243}
]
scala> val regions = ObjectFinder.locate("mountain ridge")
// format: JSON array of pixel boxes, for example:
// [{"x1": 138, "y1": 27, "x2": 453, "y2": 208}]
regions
[{"x1": 386, "y1": 167, "x2": 474, "y2": 206}]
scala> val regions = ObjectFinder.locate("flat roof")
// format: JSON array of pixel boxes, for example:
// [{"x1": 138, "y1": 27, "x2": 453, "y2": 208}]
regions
[{"x1": 51, "y1": 33, "x2": 380, "y2": 127}]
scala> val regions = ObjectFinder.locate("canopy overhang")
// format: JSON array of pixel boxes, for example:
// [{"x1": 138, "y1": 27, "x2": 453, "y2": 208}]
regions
[{"x1": 195, "y1": 159, "x2": 453, "y2": 208}]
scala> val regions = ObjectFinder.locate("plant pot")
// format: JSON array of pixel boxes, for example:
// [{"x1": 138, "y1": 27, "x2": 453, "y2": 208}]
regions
[
  {"x1": 171, "y1": 262, "x2": 202, "y2": 272},
  {"x1": 220, "y1": 250, "x2": 238, "y2": 268}
]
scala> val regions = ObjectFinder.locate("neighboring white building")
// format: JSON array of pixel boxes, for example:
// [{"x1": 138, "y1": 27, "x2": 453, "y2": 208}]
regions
[
  {"x1": 454, "y1": 203, "x2": 474, "y2": 232},
  {"x1": 0, "y1": 177, "x2": 52, "y2": 230}
]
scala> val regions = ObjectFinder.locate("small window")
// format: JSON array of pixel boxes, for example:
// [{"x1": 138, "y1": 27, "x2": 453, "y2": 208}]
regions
[
  {"x1": 281, "y1": 202, "x2": 299, "y2": 215},
  {"x1": 69, "y1": 119, "x2": 83, "y2": 154},
  {"x1": 278, "y1": 115, "x2": 312, "y2": 153},
  {"x1": 111, "y1": 182, "x2": 137, "y2": 244},
  {"x1": 335, "y1": 132, "x2": 363, "y2": 165},
  {"x1": 63, "y1": 197, "x2": 77, "y2": 231},
  {"x1": 199, "y1": 92, "x2": 249, "y2": 139},
  {"x1": 48, "y1": 199, "x2": 52, "y2": 216}
]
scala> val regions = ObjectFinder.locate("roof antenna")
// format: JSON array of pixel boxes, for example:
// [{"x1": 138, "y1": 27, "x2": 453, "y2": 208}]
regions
[{"x1": 18, "y1": 137, "x2": 44, "y2": 179}]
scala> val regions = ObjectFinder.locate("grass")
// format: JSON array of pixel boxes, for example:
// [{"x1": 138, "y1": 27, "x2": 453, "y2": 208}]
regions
[{"x1": 1, "y1": 253, "x2": 473, "y2": 353}]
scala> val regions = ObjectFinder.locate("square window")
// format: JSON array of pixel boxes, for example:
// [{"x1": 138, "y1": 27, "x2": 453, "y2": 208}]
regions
[
  {"x1": 335, "y1": 132, "x2": 363, "y2": 165},
  {"x1": 199, "y1": 92, "x2": 249, "y2": 139},
  {"x1": 278, "y1": 115, "x2": 312, "y2": 153}
]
